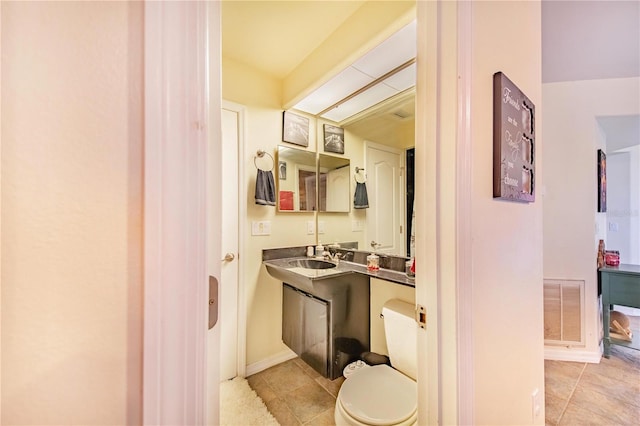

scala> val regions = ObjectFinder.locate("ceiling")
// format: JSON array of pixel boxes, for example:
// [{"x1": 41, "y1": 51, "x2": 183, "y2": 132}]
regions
[
  {"x1": 222, "y1": 1, "x2": 639, "y2": 145},
  {"x1": 542, "y1": 0, "x2": 640, "y2": 83},
  {"x1": 597, "y1": 115, "x2": 640, "y2": 152},
  {"x1": 542, "y1": 1, "x2": 640, "y2": 150},
  {"x1": 222, "y1": 0, "x2": 417, "y2": 136},
  {"x1": 221, "y1": 1, "x2": 365, "y2": 79}
]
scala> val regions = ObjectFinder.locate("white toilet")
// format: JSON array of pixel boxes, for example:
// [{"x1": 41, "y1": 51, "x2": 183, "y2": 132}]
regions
[{"x1": 334, "y1": 299, "x2": 418, "y2": 426}]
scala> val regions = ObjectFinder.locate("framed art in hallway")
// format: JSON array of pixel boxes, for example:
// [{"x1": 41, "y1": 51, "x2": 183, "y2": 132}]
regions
[
  {"x1": 597, "y1": 149, "x2": 607, "y2": 212},
  {"x1": 492, "y1": 72, "x2": 536, "y2": 203}
]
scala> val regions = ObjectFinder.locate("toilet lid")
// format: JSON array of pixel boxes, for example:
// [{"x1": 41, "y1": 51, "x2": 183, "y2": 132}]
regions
[{"x1": 339, "y1": 364, "x2": 417, "y2": 425}]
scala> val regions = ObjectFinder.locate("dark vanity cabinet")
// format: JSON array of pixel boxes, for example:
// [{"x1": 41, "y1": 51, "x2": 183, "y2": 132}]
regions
[
  {"x1": 281, "y1": 273, "x2": 370, "y2": 380},
  {"x1": 283, "y1": 284, "x2": 330, "y2": 376}
]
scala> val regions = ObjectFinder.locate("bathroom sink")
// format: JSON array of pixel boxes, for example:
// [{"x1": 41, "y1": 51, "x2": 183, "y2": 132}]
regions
[{"x1": 288, "y1": 259, "x2": 337, "y2": 269}]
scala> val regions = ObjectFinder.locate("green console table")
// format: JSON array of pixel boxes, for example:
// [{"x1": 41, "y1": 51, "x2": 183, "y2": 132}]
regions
[{"x1": 599, "y1": 264, "x2": 640, "y2": 358}]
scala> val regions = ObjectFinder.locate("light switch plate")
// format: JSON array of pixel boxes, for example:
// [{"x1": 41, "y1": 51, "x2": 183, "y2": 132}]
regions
[
  {"x1": 318, "y1": 221, "x2": 325, "y2": 234},
  {"x1": 307, "y1": 221, "x2": 315, "y2": 235},
  {"x1": 351, "y1": 220, "x2": 364, "y2": 232},
  {"x1": 251, "y1": 221, "x2": 271, "y2": 236}
]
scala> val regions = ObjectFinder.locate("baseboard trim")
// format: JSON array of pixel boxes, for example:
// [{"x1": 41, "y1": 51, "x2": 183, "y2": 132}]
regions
[
  {"x1": 245, "y1": 348, "x2": 297, "y2": 377},
  {"x1": 544, "y1": 346, "x2": 602, "y2": 363}
]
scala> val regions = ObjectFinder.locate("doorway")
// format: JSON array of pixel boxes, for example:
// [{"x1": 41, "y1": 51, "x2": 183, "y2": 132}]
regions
[
  {"x1": 365, "y1": 141, "x2": 406, "y2": 256},
  {"x1": 218, "y1": 101, "x2": 245, "y2": 381}
]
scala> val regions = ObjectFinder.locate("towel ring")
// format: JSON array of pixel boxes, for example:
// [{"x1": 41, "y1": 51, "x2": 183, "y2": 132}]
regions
[
  {"x1": 354, "y1": 167, "x2": 366, "y2": 183},
  {"x1": 254, "y1": 149, "x2": 274, "y2": 171}
]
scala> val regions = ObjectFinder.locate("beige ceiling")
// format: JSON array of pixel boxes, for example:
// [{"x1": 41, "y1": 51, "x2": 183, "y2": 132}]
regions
[{"x1": 222, "y1": 1, "x2": 365, "y2": 79}]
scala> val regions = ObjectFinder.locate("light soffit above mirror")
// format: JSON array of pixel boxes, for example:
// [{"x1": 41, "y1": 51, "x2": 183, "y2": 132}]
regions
[{"x1": 292, "y1": 19, "x2": 416, "y2": 124}]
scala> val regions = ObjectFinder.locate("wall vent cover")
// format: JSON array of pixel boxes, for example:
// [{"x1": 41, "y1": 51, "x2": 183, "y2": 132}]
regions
[{"x1": 544, "y1": 279, "x2": 585, "y2": 346}]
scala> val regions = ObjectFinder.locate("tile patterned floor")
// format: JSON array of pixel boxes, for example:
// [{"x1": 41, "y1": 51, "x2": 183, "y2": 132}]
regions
[
  {"x1": 248, "y1": 341, "x2": 639, "y2": 426},
  {"x1": 247, "y1": 358, "x2": 343, "y2": 425},
  {"x1": 545, "y1": 343, "x2": 640, "y2": 425}
]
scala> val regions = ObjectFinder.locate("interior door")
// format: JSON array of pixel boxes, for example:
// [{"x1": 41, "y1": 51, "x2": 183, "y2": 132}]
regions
[
  {"x1": 219, "y1": 104, "x2": 240, "y2": 381},
  {"x1": 325, "y1": 166, "x2": 350, "y2": 212},
  {"x1": 365, "y1": 142, "x2": 405, "y2": 255}
]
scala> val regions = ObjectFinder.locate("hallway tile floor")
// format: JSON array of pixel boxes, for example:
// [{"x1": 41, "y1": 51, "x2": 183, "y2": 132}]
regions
[{"x1": 545, "y1": 314, "x2": 640, "y2": 426}]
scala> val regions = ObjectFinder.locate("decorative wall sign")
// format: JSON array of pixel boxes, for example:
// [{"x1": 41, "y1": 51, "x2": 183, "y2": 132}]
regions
[
  {"x1": 597, "y1": 149, "x2": 607, "y2": 212},
  {"x1": 493, "y1": 72, "x2": 535, "y2": 203}
]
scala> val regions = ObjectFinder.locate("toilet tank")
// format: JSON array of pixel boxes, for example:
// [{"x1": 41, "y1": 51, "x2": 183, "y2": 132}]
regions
[{"x1": 382, "y1": 299, "x2": 417, "y2": 380}]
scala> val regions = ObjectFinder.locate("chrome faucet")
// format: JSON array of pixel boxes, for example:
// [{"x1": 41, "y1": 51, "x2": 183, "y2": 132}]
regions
[{"x1": 323, "y1": 250, "x2": 344, "y2": 263}]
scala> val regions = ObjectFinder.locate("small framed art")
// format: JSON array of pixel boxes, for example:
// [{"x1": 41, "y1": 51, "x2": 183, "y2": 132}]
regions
[
  {"x1": 282, "y1": 111, "x2": 309, "y2": 147},
  {"x1": 323, "y1": 124, "x2": 345, "y2": 154}
]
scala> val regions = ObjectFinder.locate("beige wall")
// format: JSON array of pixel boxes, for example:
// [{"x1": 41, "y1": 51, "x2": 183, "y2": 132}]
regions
[
  {"x1": 1, "y1": 2, "x2": 143, "y2": 424},
  {"x1": 543, "y1": 77, "x2": 640, "y2": 358},
  {"x1": 469, "y1": 2, "x2": 545, "y2": 424}
]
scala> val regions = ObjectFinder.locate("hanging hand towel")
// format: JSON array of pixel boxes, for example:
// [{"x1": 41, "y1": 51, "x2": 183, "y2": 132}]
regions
[
  {"x1": 255, "y1": 169, "x2": 276, "y2": 206},
  {"x1": 354, "y1": 182, "x2": 369, "y2": 209}
]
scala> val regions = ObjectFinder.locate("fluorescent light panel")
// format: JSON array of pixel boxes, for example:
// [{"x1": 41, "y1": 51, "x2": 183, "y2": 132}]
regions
[{"x1": 292, "y1": 19, "x2": 416, "y2": 123}]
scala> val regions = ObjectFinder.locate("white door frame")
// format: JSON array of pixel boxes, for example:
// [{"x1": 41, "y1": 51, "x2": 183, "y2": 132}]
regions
[
  {"x1": 415, "y1": 0, "x2": 473, "y2": 424},
  {"x1": 143, "y1": 1, "x2": 218, "y2": 425},
  {"x1": 141, "y1": 1, "x2": 475, "y2": 424},
  {"x1": 455, "y1": 2, "x2": 474, "y2": 424},
  {"x1": 220, "y1": 100, "x2": 247, "y2": 379}
]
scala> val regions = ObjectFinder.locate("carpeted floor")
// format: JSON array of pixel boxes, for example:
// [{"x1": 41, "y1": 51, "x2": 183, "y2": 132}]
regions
[{"x1": 220, "y1": 377, "x2": 280, "y2": 426}]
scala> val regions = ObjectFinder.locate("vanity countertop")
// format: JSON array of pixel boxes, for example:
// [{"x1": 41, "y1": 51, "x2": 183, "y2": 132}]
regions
[{"x1": 263, "y1": 256, "x2": 415, "y2": 288}]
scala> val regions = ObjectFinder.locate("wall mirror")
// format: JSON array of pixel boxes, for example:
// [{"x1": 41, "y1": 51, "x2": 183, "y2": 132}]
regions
[
  {"x1": 318, "y1": 154, "x2": 350, "y2": 213},
  {"x1": 314, "y1": 90, "x2": 416, "y2": 257},
  {"x1": 277, "y1": 145, "x2": 317, "y2": 212},
  {"x1": 289, "y1": 18, "x2": 417, "y2": 256}
]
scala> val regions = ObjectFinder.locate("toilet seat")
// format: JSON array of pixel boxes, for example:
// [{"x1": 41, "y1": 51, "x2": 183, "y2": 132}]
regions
[{"x1": 337, "y1": 364, "x2": 417, "y2": 425}]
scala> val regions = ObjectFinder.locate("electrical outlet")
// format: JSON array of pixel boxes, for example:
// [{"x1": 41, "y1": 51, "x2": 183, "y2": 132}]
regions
[
  {"x1": 609, "y1": 222, "x2": 619, "y2": 232},
  {"x1": 531, "y1": 388, "x2": 541, "y2": 420},
  {"x1": 307, "y1": 221, "x2": 315, "y2": 235},
  {"x1": 251, "y1": 221, "x2": 271, "y2": 236}
]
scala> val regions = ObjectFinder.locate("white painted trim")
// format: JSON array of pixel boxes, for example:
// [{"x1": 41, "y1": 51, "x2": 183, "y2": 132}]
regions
[
  {"x1": 456, "y1": 1, "x2": 474, "y2": 424},
  {"x1": 415, "y1": 1, "x2": 440, "y2": 424},
  {"x1": 143, "y1": 2, "x2": 209, "y2": 424},
  {"x1": 221, "y1": 100, "x2": 248, "y2": 378},
  {"x1": 245, "y1": 349, "x2": 298, "y2": 377},
  {"x1": 207, "y1": 3, "x2": 223, "y2": 423},
  {"x1": 365, "y1": 139, "x2": 404, "y2": 155},
  {"x1": 544, "y1": 347, "x2": 602, "y2": 364}
]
